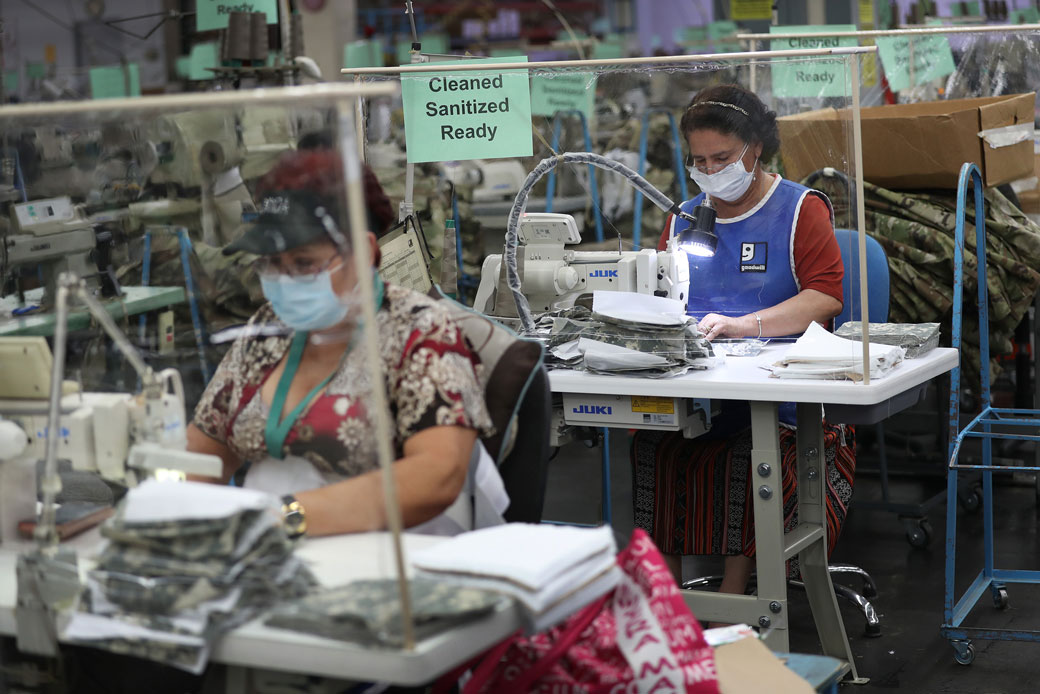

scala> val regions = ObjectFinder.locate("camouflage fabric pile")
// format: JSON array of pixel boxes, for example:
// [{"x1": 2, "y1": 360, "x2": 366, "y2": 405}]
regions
[
  {"x1": 541, "y1": 305, "x2": 715, "y2": 377},
  {"x1": 835, "y1": 322, "x2": 941, "y2": 359},
  {"x1": 860, "y1": 182, "x2": 1040, "y2": 388},
  {"x1": 265, "y1": 578, "x2": 506, "y2": 647},
  {"x1": 63, "y1": 481, "x2": 316, "y2": 673}
]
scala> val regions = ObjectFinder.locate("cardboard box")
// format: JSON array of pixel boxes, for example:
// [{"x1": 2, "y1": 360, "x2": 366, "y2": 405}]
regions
[
  {"x1": 714, "y1": 636, "x2": 815, "y2": 693},
  {"x1": 778, "y1": 93, "x2": 1036, "y2": 190}
]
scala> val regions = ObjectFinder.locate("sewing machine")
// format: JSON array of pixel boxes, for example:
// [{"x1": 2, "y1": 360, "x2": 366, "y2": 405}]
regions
[
  {"x1": 473, "y1": 212, "x2": 690, "y2": 318},
  {"x1": 0, "y1": 336, "x2": 222, "y2": 545},
  {"x1": 3, "y1": 197, "x2": 98, "y2": 307},
  {"x1": 439, "y1": 159, "x2": 527, "y2": 203}
]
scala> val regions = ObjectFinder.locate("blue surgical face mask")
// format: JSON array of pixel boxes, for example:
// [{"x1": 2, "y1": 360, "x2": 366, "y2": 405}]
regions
[{"x1": 260, "y1": 262, "x2": 352, "y2": 332}]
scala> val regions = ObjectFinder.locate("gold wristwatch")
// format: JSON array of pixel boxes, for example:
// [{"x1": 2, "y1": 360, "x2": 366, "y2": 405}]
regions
[{"x1": 281, "y1": 494, "x2": 307, "y2": 539}]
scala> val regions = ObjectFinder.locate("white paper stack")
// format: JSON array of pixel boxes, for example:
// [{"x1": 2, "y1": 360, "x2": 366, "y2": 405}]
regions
[
  {"x1": 410, "y1": 523, "x2": 620, "y2": 632},
  {"x1": 769, "y1": 322, "x2": 905, "y2": 381}
]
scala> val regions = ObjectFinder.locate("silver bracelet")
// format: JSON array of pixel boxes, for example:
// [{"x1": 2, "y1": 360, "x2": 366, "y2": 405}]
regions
[{"x1": 753, "y1": 312, "x2": 763, "y2": 339}]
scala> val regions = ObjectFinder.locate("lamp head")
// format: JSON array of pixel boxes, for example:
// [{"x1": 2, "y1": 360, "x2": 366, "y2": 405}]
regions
[{"x1": 676, "y1": 199, "x2": 718, "y2": 258}]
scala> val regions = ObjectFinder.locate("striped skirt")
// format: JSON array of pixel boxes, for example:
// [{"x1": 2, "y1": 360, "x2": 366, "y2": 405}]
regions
[{"x1": 630, "y1": 424, "x2": 856, "y2": 563}]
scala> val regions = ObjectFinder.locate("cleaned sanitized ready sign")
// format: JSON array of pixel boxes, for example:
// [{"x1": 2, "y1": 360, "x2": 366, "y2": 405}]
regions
[
  {"x1": 401, "y1": 56, "x2": 533, "y2": 163},
  {"x1": 769, "y1": 25, "x2": 856, "y2": 98}
]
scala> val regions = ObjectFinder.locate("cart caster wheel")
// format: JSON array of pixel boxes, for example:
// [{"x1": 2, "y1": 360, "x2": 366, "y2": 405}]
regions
[
  {"x1": 992, "y1": 587, "x2": 1010, "y2": 610},
  {"x1": 952, "y1": 641, "x2": 975, "y2": 666},
  {"x1": 864, "y1": 622, "x2": 882, "y2": 638},
  {"x1": 959, "y1": 487, "x2": 982, "y2": 514},
  {"x1": 905, "y1": 518, "x2": 932, "y2": 548}
]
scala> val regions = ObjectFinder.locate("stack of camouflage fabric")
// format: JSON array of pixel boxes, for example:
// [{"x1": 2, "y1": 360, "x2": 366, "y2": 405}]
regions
[
  {"x1": 542, "y1": 303, "x2": 715, "y2": 378},
  {"x1": 835, "y1": 322, "x2": 941, "y2": 359},
  {"x1": 63, "y1": 481, "x2": 316, "y2": 673},
  {"x1": 264, "y1": 578, "x2": 506, "y2": 647}
]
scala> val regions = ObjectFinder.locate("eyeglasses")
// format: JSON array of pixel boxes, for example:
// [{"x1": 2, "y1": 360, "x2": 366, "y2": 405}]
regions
[
  {"x1": 685, "y1": 143, "x2": 750, "y2": 175},
  {"x1": 252, "y1": 254, "x2": 342, "y2": 280}
]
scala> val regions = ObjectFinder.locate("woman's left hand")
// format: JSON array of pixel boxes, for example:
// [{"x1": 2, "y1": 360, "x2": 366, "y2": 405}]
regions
[{"x1": 698, "y1": 313, "x2": 753, "y2": 341}]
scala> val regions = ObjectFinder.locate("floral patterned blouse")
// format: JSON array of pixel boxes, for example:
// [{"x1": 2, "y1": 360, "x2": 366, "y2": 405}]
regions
[{"x1": 192, "y1": 283, "x2": 493, "y2": 480}]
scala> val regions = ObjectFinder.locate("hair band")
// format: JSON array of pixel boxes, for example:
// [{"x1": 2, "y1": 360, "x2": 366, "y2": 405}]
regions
[{"x1": 693, "y1": 100, "x2": 750, "y2": 117}]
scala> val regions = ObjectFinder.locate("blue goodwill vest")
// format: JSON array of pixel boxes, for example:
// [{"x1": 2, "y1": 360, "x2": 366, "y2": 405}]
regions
[{"x1": 668, "y1": 176, "x2": 833, "y2": 431}]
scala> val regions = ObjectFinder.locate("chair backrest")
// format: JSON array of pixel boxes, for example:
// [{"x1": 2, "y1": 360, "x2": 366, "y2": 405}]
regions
[
  {"x1": 834, "y1": 228, "x2": 890, "y2": 328},
  {"x1": 428, "y1": 286, "x2": 552, "y2": 523}
]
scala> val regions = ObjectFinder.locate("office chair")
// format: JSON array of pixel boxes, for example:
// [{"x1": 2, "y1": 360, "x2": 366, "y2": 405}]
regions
[
  {"x1": 430, "y1": 286, "x2": 552, "y2": 523},
  {"x1": 683, "y1": 229, "x2": 888, "y2": 638}
]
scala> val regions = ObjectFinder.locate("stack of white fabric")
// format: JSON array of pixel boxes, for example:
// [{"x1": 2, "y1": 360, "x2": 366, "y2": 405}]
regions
[
  {"x1": 411, "y1": 523, "x2": 619, "y2": 632},
  {"x1": 769, "y1": 322, "x2": 906, "y2": 381}
]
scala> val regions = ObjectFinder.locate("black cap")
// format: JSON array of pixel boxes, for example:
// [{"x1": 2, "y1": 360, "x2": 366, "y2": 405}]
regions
[{"x1": 223, "y1": 189, "x2": 344, "y2": 256}]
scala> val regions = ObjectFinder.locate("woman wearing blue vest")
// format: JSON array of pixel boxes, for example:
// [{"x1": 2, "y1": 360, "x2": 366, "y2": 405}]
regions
[{"x1": 632, "y1": 84, "x2": 856, "y2": 600}]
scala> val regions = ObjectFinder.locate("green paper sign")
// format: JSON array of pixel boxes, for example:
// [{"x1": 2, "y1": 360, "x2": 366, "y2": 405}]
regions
[
  {"x1": 876, "y1": 34, "x2": 955, "y2": 92},
  {"x1": 25, "y1": 62, "x2": 45, "y2": 79},
  {"x1": 531, "y1": 73, "x2": 596, "y2": 118},
  {"x1": 708, "y1": 21, "x2": 742, "y2": 53},
  {"x1": 1010, "y1": 8, "x2": 1040, "y2": 23},
  {"x1": 189, "y1": 43, "x2": 220, "y2": 81},
  {"x1": 592, "y1": 37, "x2": 626, "y2": 60},
  {"x1": 196, "y1": 0, "x2": 277, "y2": 32},
  {"x1": 3, "y1": 71, "x2": 17, "y2": 92},
  {"x1": 175, "y1": 56, "x2": 191, "y2": 78},
  {"x1": 770, "y1": 25, "x2": 856, "y2": 98},
  {"x1": 401, "y1": 56, "x2": 533, "y2": 164},
  {"x1": 344, "y1": 40, "x2": 384, "y2": 69},
  {"x1": 396, "y1": 34, "x2": 449, "y2": 64},
  {"x1": 90, "y1": 64, "x2": 141, "y2": 99}
]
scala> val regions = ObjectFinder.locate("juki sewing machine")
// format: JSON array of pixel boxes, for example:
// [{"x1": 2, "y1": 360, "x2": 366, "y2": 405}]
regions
[
  {"x1": 3, "y1": 197, "x2": 99, "y2": 307},
  {"x1": 473, "y1": 212, "x2": 690, "y2": 319}
]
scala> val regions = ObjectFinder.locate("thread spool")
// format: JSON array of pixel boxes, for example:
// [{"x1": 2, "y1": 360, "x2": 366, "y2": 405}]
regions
[
  {"x1": 290, "y1": 18, "x2": 305, "y2": 59},
  {"x1": 250, "y1": 12, "x2": 269, "y2": 63},
  {"x1": 226, "y1": 12, "x2": 253, "y2": 61}
]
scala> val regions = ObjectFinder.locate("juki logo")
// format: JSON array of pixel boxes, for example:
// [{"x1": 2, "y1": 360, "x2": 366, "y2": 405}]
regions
[
  {"x1": 589, "y1": 269, "x2": 618, "y2": 278},
  {"x1": 573, "y1": 404, "x2": 612, "y2": 415}
]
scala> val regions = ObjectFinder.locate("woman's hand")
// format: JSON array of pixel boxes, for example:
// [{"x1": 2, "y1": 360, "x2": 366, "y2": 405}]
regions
[{"x1": 698, "y1": 313, "x2": 754, "y2": 341}]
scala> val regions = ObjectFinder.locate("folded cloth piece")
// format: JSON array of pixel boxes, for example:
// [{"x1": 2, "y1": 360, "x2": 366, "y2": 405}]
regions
[
  {"x1": 264, "y1": 578, "x2": 507, "y2": 647},
  {"x1": 769, "y1": 322, "x2": 905, "y2": 381},
  {"x1": 415, "y1": 546, "x2": 618, "y2": 614},
  {"x1": 120, "y1": 479, "x2": 277, "y2": 524},
  {"x1": 592, "y1": 291, "x2": 687, "y2": 326},
  {"x1": 579, "y1": 337, "x2": 672, "y2": 371},
  {"x1": 834, "y1": 321, "x2": 940, "y2": 359},
  {"x1": 410, "y1": 523, "x2": 616, "y2": 592}
]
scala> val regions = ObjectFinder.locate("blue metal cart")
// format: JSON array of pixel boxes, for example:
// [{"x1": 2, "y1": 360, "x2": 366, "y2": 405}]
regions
[{"x1": 942, "y1": 162, "x2": 1040, "y2": 664}]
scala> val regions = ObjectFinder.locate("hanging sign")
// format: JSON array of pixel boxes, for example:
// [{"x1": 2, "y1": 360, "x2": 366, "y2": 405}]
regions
[
  {"x1": 531, "y1": 72, "x2": 596, "y2": 118},
  {"x1": 876, "y1": 34, "x2": 955, "y2": 92},
  {"x1": 196, "y1": 0, "x2": 277, "y2": 32},
  {"x1": 770, "y1": 25, "x2": 856, "y2": 98},
  {"x1": 401, "y1": 56, "x2": 533, "y2": 163},
  {"x1": 89, "y1": 64, "x2": 141, "y2": 99}
]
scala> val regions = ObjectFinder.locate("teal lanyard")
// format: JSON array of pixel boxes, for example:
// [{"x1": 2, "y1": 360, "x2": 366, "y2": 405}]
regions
[
  {"x1": 263, "y1": 273, "x2": 385, "y2": 459},
  {"x1": 265, "y1": 331, "x2": 337, "y2": 459}
]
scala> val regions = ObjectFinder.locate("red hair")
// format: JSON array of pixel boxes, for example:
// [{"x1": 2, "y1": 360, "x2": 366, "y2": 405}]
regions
[{"x1": 255, "y1": 150, "x2": 394, "y2": 236}]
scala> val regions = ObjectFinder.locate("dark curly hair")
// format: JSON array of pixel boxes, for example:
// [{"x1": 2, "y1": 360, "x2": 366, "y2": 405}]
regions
[{"x1": 679, "y1": 84, "x2": 780, "y2": 162}]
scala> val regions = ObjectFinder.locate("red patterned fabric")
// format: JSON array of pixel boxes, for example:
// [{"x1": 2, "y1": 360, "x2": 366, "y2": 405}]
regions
[
  {"x1": 463, "y1": 529, "x2": 720, "y2": 694},
  {"x1": 192, "y1": 283, "x2": 492, "y2": 477}
]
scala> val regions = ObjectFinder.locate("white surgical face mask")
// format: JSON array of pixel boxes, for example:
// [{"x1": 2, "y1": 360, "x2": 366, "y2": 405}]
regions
[{"x1": 688, "y1": 143, "x2": 757, "y2": 202}]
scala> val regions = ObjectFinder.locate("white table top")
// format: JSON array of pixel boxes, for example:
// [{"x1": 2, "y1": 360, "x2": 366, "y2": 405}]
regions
[
  {"x1": 548, "y1": 344, "x2": 959, "y2": 406},
  {"x1": 0, "y1": 532, "x2": 522, "y2": 685}
]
